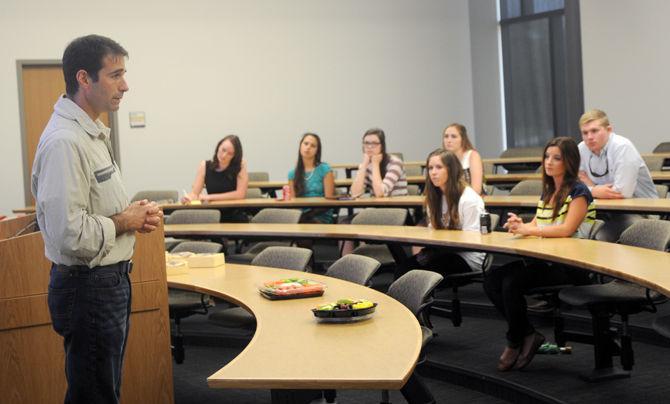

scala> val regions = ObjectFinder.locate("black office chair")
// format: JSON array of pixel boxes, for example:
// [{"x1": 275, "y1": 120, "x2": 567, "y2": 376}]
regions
[
  {"x1": 325, "y1": 254, "x2": 381, "y2": 286},
  {"x1": 499, "y1": 147, "x2": 544, "y2": 172},
  {"x1": 131, "y1": 189, "x2": 179, "y2": 204},
  {"x1": 245, "y1": 187, "x2": 263, "y2": 198},
  {"x1": 652, "y1": 314, "x2": 670, "y2": 340},
  {"x1": 226, "y1": 208, "x2": 303, "y2": 263},
  {"x1": 428, "y1": 213, "x2": 500, "y2": 328},
  {"x1": 320, "y1": 254, "x2": 381, "y2": 404},
  {"x1": 508, "y1": 180, "x2": 543, "y2": 223},
  {"x1": 346, "y1": 208, "x2": 408, "y2": 275},
  {"x1": 164, "y1": 209, "x2": 222, "y2": 251},
  {"x1": 558, "y1": 219, "x2": 670, "y2": 381},
  {"x1": 247, "y1": 171, "x2": 270, "y2": 181},
  {"x1": 643, "y1": 155, "x2": 664, "y2": 172},
  {"x1": 521, "y1": 219, "x2": 606, "y2": 346},
  {"x1": 169, "y1": 240, "x2": 223, "y2": 364},
  {"x1": 383, "y1": 270, "x2": 443, "y2": 404},
  {"x1": 653, "y1": 142, "x2": 670, "y2": 153}
]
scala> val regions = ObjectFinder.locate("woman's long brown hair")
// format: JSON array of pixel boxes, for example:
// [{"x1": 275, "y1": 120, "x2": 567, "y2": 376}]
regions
[
  {"x1": 293, "y1": 133, "x2": 322, "y2": 197},
  {"x1": 424, "y1": 149, "x2": 468, "y2": 230},
  {"x1": 541, "y1": 136, "x2": 580, "y2": 221},
  {"x1": 362, "y1": 128, "x2": 390, "y2": 178},
  {"x1": 207, "y1": 134, "x2": 243, "y2": 179}
]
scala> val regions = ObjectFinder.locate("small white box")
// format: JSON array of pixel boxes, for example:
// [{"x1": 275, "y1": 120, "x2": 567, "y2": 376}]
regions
[
  {"x1": 187, "y1": 253, "x2": 225, "y2": 268},
  {"x1": 166, "y1": 259, "x2": 189, "y2": 275}
]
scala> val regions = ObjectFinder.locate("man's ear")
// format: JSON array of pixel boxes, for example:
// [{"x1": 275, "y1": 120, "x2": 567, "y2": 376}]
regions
[
  {"x1": 605, "y1": 125, "x2": 613, "y2": 134},
  {"x1": 75, "y1": 69, "x2": 90, "y2": 89}
]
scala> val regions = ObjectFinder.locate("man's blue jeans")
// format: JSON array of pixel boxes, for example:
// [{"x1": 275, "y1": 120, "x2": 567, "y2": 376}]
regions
[{"x1": 47, "y1": 261, "x2": 132, "y2": 404}]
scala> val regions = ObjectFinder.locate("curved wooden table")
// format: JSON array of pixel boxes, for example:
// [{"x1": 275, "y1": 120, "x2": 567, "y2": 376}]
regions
[
  {"x1": 158, "y1": 195, "x2": 670, "y2": 215},
  {"x1": 485, "y1": 171, "x2": 670, "y2": 185},
  {"x1": 165, "y1": 223, "x2": 670, "y2": 296},
  {"x1": 167, "y1": 264, "x2": 422, "y2": 391},
  {"x1": 248, "y1": 176, "x2": 426, "y2": 191}
]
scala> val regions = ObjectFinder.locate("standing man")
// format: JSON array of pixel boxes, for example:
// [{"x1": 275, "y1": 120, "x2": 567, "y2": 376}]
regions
[
  {"x1": 31, "y1": 35, "x2": 162, "y2": 403},
  {"x1": 578, "y1": 109, "x2": 657, "y2": 199}
]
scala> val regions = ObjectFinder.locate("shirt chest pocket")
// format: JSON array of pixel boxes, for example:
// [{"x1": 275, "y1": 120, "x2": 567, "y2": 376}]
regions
[
  {"x1": 94, "y1": 165, "x2": 116, "y2": 183},
  {"x1": 90, "y1": 164, "x2": 126, "y2": 217}
]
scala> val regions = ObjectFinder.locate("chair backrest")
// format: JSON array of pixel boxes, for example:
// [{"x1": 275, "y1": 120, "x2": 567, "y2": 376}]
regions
[
  {"x1": 387, "y1": 270, "x2": 444, "y2": 317},
  {"x1": 248, "y1": 171, "x2": 270, "y2": 181},
  {"x1": 325, "y1": 254, "x2": 381, "y2": 285},
  {"x1": 509, "y1": 179, "x2": 543, "y2": 196},
  {"x1": 251, "y1": 208, "x2": 302, "y2": 224},
  {"x1": 483, "y1": 161, "x2": 495, "y2": 175},
  {"x1": 656, "y1": 184, "x2": 669, "y2": 198},
  {"x1": 405, "y1": 165, "x2": 423, "y2": 176},
  {"x1": 165, "y1": 209, "x2": 221, "y2": 224},
  {"x1": 500, "y1": 147, "x2": 544, "y2": 159},
  {"x1": 588, "y1": 219, "x2": 606, "y2": 240},
  {"x1": 390, "y1": 152, "x2": 404, "y2": 161},
  {"x1": 131, "y1": 190, "x2": 179, "y2": 204},
  {"x1": 246, "y1": 188, "x2": 263, "y2": 198},
  {"x1": 643, "y1": 155, "x2": 664, "y2": 171},
  {"x1": 406, "y1": 185, "x2": 421, "y2": 196},
  {"x1": 499, "y1": 147, "x2": 544, "y2": 172},
  {"x1": 351, "y1": 208, "x2": 408, "y2": 226},
  {"x1": 653, "y1": 142, "x2": 670, "y2": 153},
  {"x1": 483, "y1": 184, "x2": 496, "y2": 195},
  {"x1": 171, "y1": 241, "x2": 223, "y2": 254},
  {"x1": 489, "y1": 213, "x2": 500, "y2": 231},
  {"x1": 618, "y1": 219, "x2": 670, "y2": 252},
  {"x1": 480, "y1": 213, "x2": 500, "y2": 271},
  {"x1": 251, "y1": 246, "x2": 313, "y2": 271}
]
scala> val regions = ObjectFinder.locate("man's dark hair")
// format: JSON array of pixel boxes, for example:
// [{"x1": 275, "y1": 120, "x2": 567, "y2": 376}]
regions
[{"x1": 62, "y1": 34, "x2": 128, "y2": 98}]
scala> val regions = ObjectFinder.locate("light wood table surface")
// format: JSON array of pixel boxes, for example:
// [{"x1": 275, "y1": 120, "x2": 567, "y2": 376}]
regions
[
  {"x1": 485, "y1": 171, "x2": 670, "y2": 185},
  {"x1": 17, "y1": 194, "x2": 670, "y2": 216},
  {"x1": 484, "y1": 195, "x2": 670, "y2": 215},
  {"x1": 248, "y1": 176, "x2": 426, "y2": 191},
  {"x1": 161, "y1": 196, "x2": 425, "y2": 211},
  {"x1": 167, "y1": 263, "x2": 422, "y2": 390},
  {"x1": 250, "y1": 172, "x2": 670, "y2": 189},
  {"x1": 165, "y1": 223, "x2": 670, "y2": 296},
  {"x1": 159, "y1": 195, "x2": 670, "y2": 215},
  {"x1": 332, "y1": 153, "x2": 670, "y2": 176}
]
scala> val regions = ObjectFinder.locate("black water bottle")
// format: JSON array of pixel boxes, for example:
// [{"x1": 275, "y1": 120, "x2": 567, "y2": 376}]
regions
[{"x1": 480, "y1": 212, "x2": 491, "y2": 234}]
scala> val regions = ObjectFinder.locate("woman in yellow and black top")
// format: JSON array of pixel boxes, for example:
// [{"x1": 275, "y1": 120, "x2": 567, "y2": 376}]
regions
[{"x1": 484, "y1": 136, "x2": 596, "y2": 372}]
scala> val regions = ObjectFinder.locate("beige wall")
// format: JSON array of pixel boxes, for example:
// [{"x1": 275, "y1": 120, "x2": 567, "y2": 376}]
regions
[
  {"x1": 5, "y1": 1, "x2": 666, "y2": 216},
  {"x1": 580, "y1": 0, "x2": 670, "y2": 152},
  {"x1": 0, "y1": 0, "x2": 474, "y2": 214}
]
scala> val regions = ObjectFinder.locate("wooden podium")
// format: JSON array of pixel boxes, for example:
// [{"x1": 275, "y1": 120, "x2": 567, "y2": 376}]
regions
[{"x1": 0, "y1": 215, "x2": 174, "y2": 403}]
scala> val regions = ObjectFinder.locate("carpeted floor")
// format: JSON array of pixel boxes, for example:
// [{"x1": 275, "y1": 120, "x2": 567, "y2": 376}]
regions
[{"x1": 170, "y1": 246, "x2": 670, "y2": 403}]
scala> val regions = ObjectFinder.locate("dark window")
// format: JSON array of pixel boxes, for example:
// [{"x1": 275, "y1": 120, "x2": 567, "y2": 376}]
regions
[{"x1": 500, "y1": 0, "x2": 583, "y2": 148}]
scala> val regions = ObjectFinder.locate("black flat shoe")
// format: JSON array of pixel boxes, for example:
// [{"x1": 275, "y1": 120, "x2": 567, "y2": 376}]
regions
[
  {"x1": 497, "y1": 346, "x2": 520, "y2": 372},
  {"x1": 514, "y1": 332, "x2": 545, "y2": 370}
]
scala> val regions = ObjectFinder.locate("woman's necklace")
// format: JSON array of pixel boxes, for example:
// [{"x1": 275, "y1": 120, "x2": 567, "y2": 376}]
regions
[{"x1": 304, "y1": 162, "x2": 317, "y2": 181}]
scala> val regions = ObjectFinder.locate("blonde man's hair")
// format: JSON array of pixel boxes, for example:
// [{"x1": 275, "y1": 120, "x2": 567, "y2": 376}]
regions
[{"x1": 579, "y1": 109, "x2": 610, "y2": 128}]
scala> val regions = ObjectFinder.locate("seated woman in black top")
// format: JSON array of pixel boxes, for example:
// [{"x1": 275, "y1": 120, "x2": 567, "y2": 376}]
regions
[
  {"x1": 182, "y1": 135, "x2": 249, "y2": 221},
  {"x1": 484, "y1": 136, "x2": 595, "y2": 372}
]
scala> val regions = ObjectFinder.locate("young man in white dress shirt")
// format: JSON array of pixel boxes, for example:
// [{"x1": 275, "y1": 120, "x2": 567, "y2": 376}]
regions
[
  {"x1": 577, "y1": 109, "x2": 658, "y2": 241},
  {"x1": 577, "y1": 109, "x2": 657, "y2": 199}
]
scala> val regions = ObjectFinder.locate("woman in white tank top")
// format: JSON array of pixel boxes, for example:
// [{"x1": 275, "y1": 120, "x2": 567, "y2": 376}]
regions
[{"x1": 442, "y1": 123, "x2": 485, "y2": 195}]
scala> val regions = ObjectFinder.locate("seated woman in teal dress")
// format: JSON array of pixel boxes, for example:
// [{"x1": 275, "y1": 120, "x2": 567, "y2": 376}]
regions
[{"x1": 288, "y1": 132, "x2": 335, "y2": 223}]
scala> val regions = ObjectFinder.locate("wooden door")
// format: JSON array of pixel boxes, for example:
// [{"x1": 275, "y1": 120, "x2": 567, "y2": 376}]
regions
[{"x1": 19, "y1": 63, "x2": 111, "y2": 205}]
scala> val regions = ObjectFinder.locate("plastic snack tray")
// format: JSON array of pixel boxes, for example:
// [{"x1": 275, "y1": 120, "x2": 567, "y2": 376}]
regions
[
  {"x1": 258, "y1": 279, "x2": 325, "y2": 300},
  {"x1": 312, "y1": 303, "x2": 378, "y2": 323}
]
